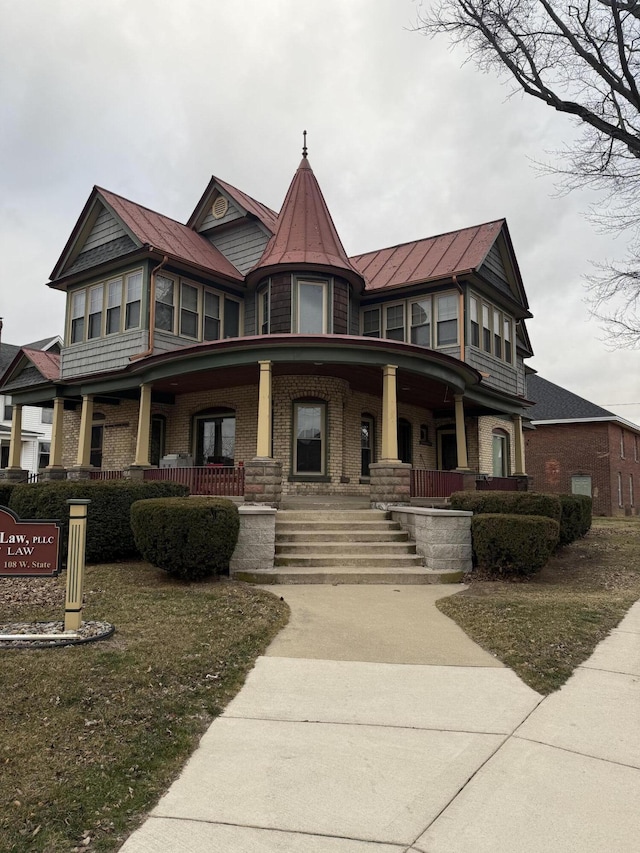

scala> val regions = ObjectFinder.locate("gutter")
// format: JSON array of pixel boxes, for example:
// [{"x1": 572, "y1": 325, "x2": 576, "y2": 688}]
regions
[{"x1": 130, "y1": 253, "x2": 168, "y2": 362}]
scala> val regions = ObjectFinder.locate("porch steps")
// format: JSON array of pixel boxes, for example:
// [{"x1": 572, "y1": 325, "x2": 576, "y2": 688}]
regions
[{"x1": 235, "y1": 509, "x2": 464, "y2": 585}]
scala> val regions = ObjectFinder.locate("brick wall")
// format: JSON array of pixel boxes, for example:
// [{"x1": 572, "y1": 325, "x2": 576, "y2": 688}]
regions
[
  {"x1": 477, "y1": 415, "x2": 516, "y2": 475},
  {"x1": 525, "y1": 421, "x2": 640, "y2": 516}
]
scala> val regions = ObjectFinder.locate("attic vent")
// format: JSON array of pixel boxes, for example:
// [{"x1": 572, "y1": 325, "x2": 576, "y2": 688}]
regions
[{"x1": 211, "y1": 194, "x2": 229, "y2": 220}]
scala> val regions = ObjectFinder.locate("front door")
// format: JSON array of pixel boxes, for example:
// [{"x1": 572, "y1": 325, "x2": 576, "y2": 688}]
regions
[{"x1": 439, "y1": 431, "x2": 458, "y2": 470}]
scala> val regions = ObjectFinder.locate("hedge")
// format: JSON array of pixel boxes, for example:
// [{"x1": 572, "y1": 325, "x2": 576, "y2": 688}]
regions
[
  {"x1": 8, "y1": 480, "x2": 189, "y2": 564},
  {"x1": 130, "y1": 497, "x2": 240, "y2": 581},
  {"x1": 450, "y1": 490, "x2": 562, "y2": 522},
  {"x1": 472, "y1": 513, "x2": 560, "y2": 576},
  {"x1": 558, "y1": 494, "x2": 592, "y2": 546},
  {"x1": 0, "y1": 483, "x2": 17, "y2": 509}
]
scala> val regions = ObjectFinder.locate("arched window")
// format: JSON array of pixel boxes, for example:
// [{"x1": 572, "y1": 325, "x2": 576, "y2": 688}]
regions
[
  {"x1": 193, "y1": 408, "x2": 236, "y2": 466},
  {"x1": 398, "y1": 418, "x2": 412, "y2": 465},
  {"x1": 361, "y1": 413, "x2": 375, "y2": 477},
  {"x1": 492, "y1": 429, "x2": 510, "y2": 477}
]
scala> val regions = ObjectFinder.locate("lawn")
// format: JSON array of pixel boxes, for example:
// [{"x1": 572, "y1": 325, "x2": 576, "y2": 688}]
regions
[
  {"x1": 437, "y1": 517, "x2": 640, "y2": 694},
  {"x1": 0, "y1": 563, "x2": 289, "y2": 853}
]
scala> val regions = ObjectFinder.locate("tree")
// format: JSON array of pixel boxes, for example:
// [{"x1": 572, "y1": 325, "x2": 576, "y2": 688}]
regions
[{"x1": 417, "y1": 1, "x2": 640, "y2": 345}]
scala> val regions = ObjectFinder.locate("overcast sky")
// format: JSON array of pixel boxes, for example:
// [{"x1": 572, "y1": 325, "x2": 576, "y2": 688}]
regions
[{"x1": 1, "y1": 0, "x2": 639, "y2": 425}]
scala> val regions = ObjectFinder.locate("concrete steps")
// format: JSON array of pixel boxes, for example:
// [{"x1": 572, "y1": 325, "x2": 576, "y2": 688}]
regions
[{"x1": 236, "y1": 508, "x2": 464, "y2": 585}]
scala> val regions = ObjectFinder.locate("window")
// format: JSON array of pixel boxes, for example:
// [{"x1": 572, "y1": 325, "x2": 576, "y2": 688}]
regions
[
  {"x1": 630, "y1": 474, "x2": 634, "y2": 508},
  {"x1": 180, "y1": 283, "x2": 199, "y2": 338},
  {"x1": 150, "y1": 415, "x2": 166, "y2": 467},
  {"x1": 125, "y1": 272, "x2": 142, "y2": 330},
  {"x1": 436, "y1": 294, "x2": 458, "y2": 346},
  {"x1": 385, "y1": 304, "x2": 405, "y2": 341},
  {"x1": 618, "y1": 472, "x2": 623, "y2": 507},
  {"x1": 571, "y1": 475, "x2": 592, "y2": 497},
  {"x1": 259, "y1": 287, "x2": 270, "y2": 335},
  {"x1": 492, "y1": 430, "x2": 509, "y2": 477},
  {"x1": 204, "y1": 292, "x2": 220, "y2": 340},
  {"x1": 106, "y1": 278, "x2": 122, "y2": 335},
  {"x1": 398, "y1": 418, "x2": 412, "y2": 464},
  {"x1": 469, "y1": 296, "x2": 480, "y2": 347},
  {"x1": 41, "y1": 407, "x2": 53, "y2": 424},
  {"x1": 482, "y1": 304, "x2": 491, "y2": 353},
  {"x1": 362, "y1": 307, "x2": 381, "y2": 337},
  {"x1": 493, "y1": 309, "x2": 502, "y2": 358},
  {"x1": 155, "y1": 275, "x2": 175, "y2": 332},
  {"x1": 3, "y1": 395, "x2": 12, "y2": 421},
  {"x1": 87, "y1": 285, "x2": 104, "y2": 339},
  {"x1": 620, "y1": 428, "x2": 625, "y2": 458},
  {"x1": 297, "y1": 280, "x2": 327, "y2": 334},
  {"x1": 293, "y1": 402, "x2": 326, "y2": 475},
  {"x1": 90, "y1": 414, "x2": 104, "y2": 469},
  {"x1": 420, "y1": 424, "x2": 431, "y2": 445},
  {"x1": 71, "y1": 290, "x2": 86, "y2": 343},
  {"x1": 361, "y1": 415, "x2": 375, "y2": 477},
  {"x1": 223, "y1": 298, "x2": 240, "y2": 338},
  {"x1": 194, "y1": 411, "x2": 236, "y2": 466},
  {"x1": 504, "y1": 317, "x2": 512, "y2": 363},
  {"x1": 38, "y1": 442, "x2": 50, "y2": 469},
  {"x1": 410, "y1": 299, "x2": 431, "y2": 346}
]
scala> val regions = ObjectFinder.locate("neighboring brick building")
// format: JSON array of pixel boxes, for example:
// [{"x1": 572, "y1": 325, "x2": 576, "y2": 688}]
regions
[
  {"x1": 0, "y1": 146, "x2": 536, "y2": 503},
  {"x1": 526, "y1": 373, "x2": 640, "y2": 516}
]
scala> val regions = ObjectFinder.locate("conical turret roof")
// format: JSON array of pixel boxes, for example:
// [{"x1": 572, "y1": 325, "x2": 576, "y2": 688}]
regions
[{"x1": 248, "y1": 156, "x2": 363, "y2": 287}]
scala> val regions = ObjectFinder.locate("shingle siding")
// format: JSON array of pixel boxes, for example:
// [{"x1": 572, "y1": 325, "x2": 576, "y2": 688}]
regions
[
  {"x1": 208, "y1": 221, "x2": 270, "y2": 274},
  {"x1": 61, "y1": 331, "x2": 147, "y2": 378}
]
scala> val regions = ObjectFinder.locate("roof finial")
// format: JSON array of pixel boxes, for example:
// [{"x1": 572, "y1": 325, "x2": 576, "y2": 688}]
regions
[{"x1": 302, "y1": 129, "x2": 308, "y2": 159}]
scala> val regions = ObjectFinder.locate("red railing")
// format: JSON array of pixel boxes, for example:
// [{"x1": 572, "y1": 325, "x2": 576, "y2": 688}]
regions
[
  {"x1": 143, "y1": 465, "x2": 245, "y2": 496},
  {"x1": 410, "y1": 469, "x2": 464, "y2": 498},
  {"x1": 476, "y1": 476, "x2": 518, "y2": 491},
  {"x1": 89, "y1": 470, "x2": 124, "y2": 480}
]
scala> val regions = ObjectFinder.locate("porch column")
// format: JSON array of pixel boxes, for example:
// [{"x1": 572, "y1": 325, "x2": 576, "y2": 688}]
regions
[
  {"x1": 48, "y1": 397, "x2": 65, "y2": 468},
  {"x1": 381, "y1": 364, "x2": 399, "y2": 462},
  {"x1": 454, "y1": 394, "x2": 470, "y2": 471},
  {"x1": 256, "y1": 360, "x2": 272, "y2": 458},
  {"x1": 133, "y1": 383, "x2": 153, "y2": 467},
  {"x1": 512, "y1": 414, "x2": 527, "y2": 475},
  {"x1": 76, "y1": 395, "x2": 94, "y2": 468},
  {"x1": 8, "y1": 404, "x2": 23, "y2": 469}
]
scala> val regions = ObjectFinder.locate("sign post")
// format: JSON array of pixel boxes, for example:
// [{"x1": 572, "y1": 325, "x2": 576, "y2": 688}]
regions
[{"x1": 64, "y1": 500, "x2": 90, "y2": 632}]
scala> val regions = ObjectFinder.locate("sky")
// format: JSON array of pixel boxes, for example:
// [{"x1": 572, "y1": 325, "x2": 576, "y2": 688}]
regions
[{"x1": 1, "y1": 0, "x2": 639, "y2": 425}]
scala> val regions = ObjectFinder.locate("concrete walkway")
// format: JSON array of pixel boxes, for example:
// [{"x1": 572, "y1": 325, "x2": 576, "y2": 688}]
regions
[{"x1": 120, "y1": 587, "x2": 640, "y2": 852}]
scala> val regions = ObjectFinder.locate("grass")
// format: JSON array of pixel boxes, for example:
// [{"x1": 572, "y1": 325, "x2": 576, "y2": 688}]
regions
[
  {"x1": 437, "y1": 517, "x2": 640, "y2": 694},
  {"x1": 0, "y1": 563, "x2": 289, "y2": 852}
]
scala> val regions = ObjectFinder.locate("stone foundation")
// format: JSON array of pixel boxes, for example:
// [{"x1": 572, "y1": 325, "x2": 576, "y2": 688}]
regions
[
  {"x1": 243, "y1": 458, "x2": 283, "y2": 507},
  {"x1": 40, "y1": 467, "x2": 68, "y2": 481},
  {"x1": 369, "y1": 461, "x2": 411, "y2": 507},
  {"x1": 0, "y1": 469, "x2": 28, "y2": 482},
  {"x1": 229, "y1": 505, "x2": 277, "y2": 574},
  {"x1": 390, "y1": 506, "x2": 473, "y2": 574},
  {"x1": 67, "y1": 467, "x2": 93, "y2": 481}
]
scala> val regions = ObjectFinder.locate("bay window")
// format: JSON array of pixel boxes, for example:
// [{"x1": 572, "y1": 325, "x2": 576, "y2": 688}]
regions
[
  {"x1": 493, "y1": 308, "x2": 502, "y2": 358},
  {"x1": 482, "y1": 304, "x2": 491, "y2": 352},
  {"x1": 469, "y1": 296, "x2": 480, "y2": 347},
  {"x1": 204, "y1": 292, "x2": 220, "y2": 340},
  {"x1": 70, "y1": 290, "x2": 86, "y2": 344},
  {"x1": 106, "y1": 278, "x2": 122, "y2": 335},
  {"x1": 297, "y1": 280, "x2": 328, "y2": 334},
  {"x1": 223, "y1": 298, "x2": 240, "y2": 338},
  {"x1": 436, "y1": 294, "x2": 458, "y2": 346},
  {"x1": 410, "y1": 299, "x2": 431, "y2": 346},
  {"x1": 362, "y1": 307, "x2": 381, "y2": 337},
  {"x1": 180, "y1": 283, "x2": 199, "y2": 338},
  {"x1": 259, "y1": 287, "x2": 270, "y2": 335},
  {"x1": 155, "y1": 275, "x2": 175, "y2": 332},
  {"x1": 125, "y1": 273, "x2": 142, "y2": 330},
  {"x1": 385, "y1": 304, "x2": 405, "y2": 341}
]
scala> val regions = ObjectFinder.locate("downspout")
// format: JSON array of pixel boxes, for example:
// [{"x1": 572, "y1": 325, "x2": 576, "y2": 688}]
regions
[
  {"x1": 452, "y1": 275, "x2": 465, "y2": 362},
  {"x1": 130, "y1": 252, "x2": 169, "y2": 362}
]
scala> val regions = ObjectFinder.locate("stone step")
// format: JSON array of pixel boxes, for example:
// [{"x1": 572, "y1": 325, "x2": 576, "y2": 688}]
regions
[
  {"x1": 276, "y1": 520, "x2": 401, "y2": 533},
  {"x1": 275, "y1": 542, "x2": 417, "y2": 556},
  {"x1": 280, "y1": 498, "x2": 371, "y2": 511},
  {"x1": 274, "y1": 553, "x2": 424, "y2": 568},
  {"x1": 235, "y1": 567, "x2": 465, "y2": 585},
  {"x1": 276, "y1": 530, "x2": 410, "y2": 543},
  {"x1": 276, "y1": 510, "x2": 389, "y2": 522}
]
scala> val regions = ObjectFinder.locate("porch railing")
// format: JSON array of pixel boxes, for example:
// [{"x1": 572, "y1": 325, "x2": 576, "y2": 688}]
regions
[
  {"x1": 410, "y1": 469, "x2": 464, "y2": 498},
  {"x1": 89, "y1": 470, "x2": 124, "y2": 481},
  {"x1": 143, "y1": 465, "x2": 245, "y2": 496},
  {"x1": 476, "y1": 476, "x2": 518, "y2": 491}
]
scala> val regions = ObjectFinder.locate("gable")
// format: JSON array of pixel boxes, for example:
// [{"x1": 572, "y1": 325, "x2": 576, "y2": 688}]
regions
[
  {"x1": 197, "y1": 190, "x2": 245, "y2": 233},
  {"x1": 477, "y1": 230, "x2": 529, "y2": 311},
  {"x1": 479, "y1": 242, "x2": 512, "y2": 298}
]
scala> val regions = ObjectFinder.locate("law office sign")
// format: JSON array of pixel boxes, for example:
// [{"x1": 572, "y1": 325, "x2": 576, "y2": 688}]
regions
[{"x1": 0, "y1": 506, "x2": 61, "y2": 577}]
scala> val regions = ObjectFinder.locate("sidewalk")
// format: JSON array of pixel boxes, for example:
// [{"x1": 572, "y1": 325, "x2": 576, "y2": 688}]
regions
[{"x1": 119, "y1": 586, "x2": 640, "y2": 852}]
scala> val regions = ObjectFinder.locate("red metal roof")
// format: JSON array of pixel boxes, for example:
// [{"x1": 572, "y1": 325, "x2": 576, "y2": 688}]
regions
[
  {"x1": 97, "y1": 188, "x2": 243, "y2": 281},
  {"x1": 251, "y1": 158, "x2": 363, "y2": 282},
  {"x1": 350, "y1": 220, "x2": 505, "y2": 291},
  {"x1": 22, "y1": 348, "x2": 61, "y2": 381},
  {"x1": 214, "y1": 177, "x2": 279, "y2": 232}
]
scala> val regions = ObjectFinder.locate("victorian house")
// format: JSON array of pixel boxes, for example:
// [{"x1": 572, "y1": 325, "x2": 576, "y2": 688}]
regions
[{"x1": 0, "y1": 147, "x2": 533, "y2": 505}]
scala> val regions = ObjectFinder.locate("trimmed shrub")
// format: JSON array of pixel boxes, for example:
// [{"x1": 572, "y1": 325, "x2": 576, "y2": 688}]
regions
[
  {"x1": 8, "y1": 480, "x2": 189, "y2": 564},
  {"x1": 0, "y1": 483, "x2": 17, "y2": 508},
  {"x1": 450, "y1": 490, "x2": 562, "y2": 523},
  {"x1": 472, "y1": 513, "x2": 560, "y2": 576},
  {"x1": 573, "y1": 494, "x2": 593, "y2": 538},
  {"x1": 558, "y1": 494, "x2": 593, "y2": 546},
  {"x1": 130, "y1": 497, "x2": 240, "y2": 581}
]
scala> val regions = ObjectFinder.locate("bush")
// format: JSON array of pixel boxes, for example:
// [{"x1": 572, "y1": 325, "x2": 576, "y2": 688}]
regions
[
  {"x1": 0, "y1": 483, "x2": 17, "y2": 508},
  {"x1": 131, "y1": 497, "x2": 240, "y2": 581},
  {"x1": 472, "y1": 513, "x2": 560, "y2": 576},
  {"x1": 9, "y1": 480, "x2": 189, "y2": 564},
  {"x1": 574, "y1": 494, "x2": 593, "y2": 538},
  {"x1": 450, "y1": 490, "x2": 562, "y2": 523},
  {"x1": 558, "y1": 494, "x2": 592, "y2": 546}
]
